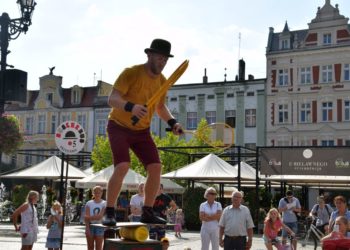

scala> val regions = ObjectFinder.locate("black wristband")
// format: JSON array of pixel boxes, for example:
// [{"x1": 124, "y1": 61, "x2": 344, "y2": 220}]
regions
[
  {"x1": 124, "y1": 101, "x2": 135, "y2": 112},
  {"x1": 167, "y1": 118, "x2": 177, "y2": 129}
]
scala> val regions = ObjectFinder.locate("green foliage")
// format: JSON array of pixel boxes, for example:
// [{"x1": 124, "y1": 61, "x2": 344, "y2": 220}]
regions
[
  {"x1": 243, "y1": 187, "x2": 272, "y2": 225},
  {"x1": 46, "y1": 186, "x2": 57, "y2": 205},
  {"x1": 12, "y1": 185, "x2": 30, "y2": 208},
  {"x1": 182, "y1": 187, "x2": 206, "y2": 230},
  {"x1": 0, "y1": 115, "x2": 24, "y2": 155},
  {"x1": 91, "y1": 135, "x2": 113, "y2": 172}
]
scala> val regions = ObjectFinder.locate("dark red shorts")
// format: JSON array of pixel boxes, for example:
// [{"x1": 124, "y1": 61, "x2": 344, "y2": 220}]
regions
[{"x1": 107, "y1": 120, "x2": 160, "y2": 167}]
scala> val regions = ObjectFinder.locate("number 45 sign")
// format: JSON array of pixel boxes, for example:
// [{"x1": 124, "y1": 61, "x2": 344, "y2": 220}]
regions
[{"x1": 55, "y1": 121, "x2": 86, "y2": 155}]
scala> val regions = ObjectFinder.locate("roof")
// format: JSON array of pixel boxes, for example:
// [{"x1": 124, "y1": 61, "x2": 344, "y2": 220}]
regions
[
  {"x1": 162, "y1": 153, "x2": 256, "y2": 181},
  {"x1": 0, "y1": 156, "x2": 87, "y2": 179}
]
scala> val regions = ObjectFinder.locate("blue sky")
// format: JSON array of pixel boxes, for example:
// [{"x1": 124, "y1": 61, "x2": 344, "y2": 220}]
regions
[{"x1": 2, "y1": 0, "x2": 350, "y2": 90}]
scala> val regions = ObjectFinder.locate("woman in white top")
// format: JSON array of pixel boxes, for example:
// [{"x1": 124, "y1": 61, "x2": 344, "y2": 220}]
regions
[
  {"x1": 85, "y1": 186, "x2": 106, "y2": 250},
  {"x1": 12, "y1": 190, "x2": 40, "y2": 250},
  {"x1": 199, "y1": 187, "x2": 222, "y2": 250}
]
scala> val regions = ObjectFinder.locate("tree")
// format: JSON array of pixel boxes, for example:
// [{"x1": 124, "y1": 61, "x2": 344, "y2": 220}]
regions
[
  {"x1": 0, "y1": 114, "x2": 23, "y2": 155},
  {"x1": 91, "y1": 135, "x2": 113, "y2": 172},
  {"x1": 91, "y1": 119, "x2": 224, "y2": 174}
]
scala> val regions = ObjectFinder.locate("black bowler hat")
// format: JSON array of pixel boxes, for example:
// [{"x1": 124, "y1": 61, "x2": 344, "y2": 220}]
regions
[{"x1": 144, "y1": 38, "x2": 174, "y2": 57}]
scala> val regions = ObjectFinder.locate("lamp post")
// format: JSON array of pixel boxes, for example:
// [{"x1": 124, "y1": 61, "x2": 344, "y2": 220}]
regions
[{"x1": 0, "y1": 0, "x2": 36, "y2": 116}]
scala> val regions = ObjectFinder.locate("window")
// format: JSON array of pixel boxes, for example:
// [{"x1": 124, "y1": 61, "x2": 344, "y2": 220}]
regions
[
  {"x1": 323, "y1": 33, "x2": 331, "y2": 45},
  {"x1": 97, "y1": 119, "x2": 106, "y2": 135},
  {"x1": 245, "y1": 109, "x2": 256, "y2": 127},
  {"x1": 300, "y1": 67, "x2": 311, "y2": 84},
  {"x1": 77, "y1": 114, "x2": 87, "y2": 130},
  {"x1": 187, "y1": 112, "x2": 197, "y2": 129},
  {"x1": 321, "y1": 140, "x2": 334, "y2": 146},
  {"x1": 61, "y1": 114, "x2": 71, "y2": 122},
  {"x1": 38, "y1": 114, "x2": 46, "y2": 134},
  {"x1": 207, "y1": 95, "x2": 215, "y2": 99},
  {"x1": 247, "y1": 92, "x2": 255, "y2": 96},
  {"x1": 170, "y1": 97, "x2": 177, "y2": 101},
  {"x1": 344, "y1": 64, "x2": 350, "y2": 81},
  {"x1": 72, "y1": 90, "x2": 80, "y2": 104},
  {"x1": 46, "y1": 93, "x2": 53, "y2": 103},
  {"x1": 51, "y1": 115, "x2": 57, "y2": 134},
  {"x1": 24, "y1": 155, "x2": 32, "y2": 167},
  {"x1": 322, "y1": 102, "x2": 333, "y2": 121},
  {"x1": 206, "y1": 111, "x2": 216, "y2": 124},
  {"x1": 278, "y1": 104, "x2": 289, "y2": 123},
  {"x1": 188, "y1": 96, "x2": 195, "y2": 101},
  {"x1": 25, "y1": 117, "x2": 34, "y2": 135},
  {"x1": 225, "y1": 110, "x2": 236, "y2": 128},
  {"x1": 322, "y1": 65, "x2": 333, "y2": 83},
  {"x1": 278, "y1": 69, "x2": 288, "y2": 86},
  {"x1": 345, "y1": 101, "x2": 350, "y2": 121},
  {"x1": 281, "y1": 39, "x2": 289, "y2": 49},
  {"x1": 300, "y1": 102, "x2": 311, "y2": 123},
  {"x1": 227, "y1": 93, "x2": 234, "y2": 98}
]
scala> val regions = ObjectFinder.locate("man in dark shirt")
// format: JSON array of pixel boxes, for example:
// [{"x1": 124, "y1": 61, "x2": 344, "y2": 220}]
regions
[{"x1": 150, "y1": 184, "x2": 177, "y2": 240}]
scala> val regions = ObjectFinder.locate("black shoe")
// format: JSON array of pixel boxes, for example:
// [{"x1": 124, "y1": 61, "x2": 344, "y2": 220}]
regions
[
  {"x1": 140, "y1": 213, "x2": 167, "y2": 224},
  {"x1": 102, "y1": 213, "x2": 116, "y2": 226},
  {"x1": 140, "y1": 206, "x2": 167, "y2": 224}
]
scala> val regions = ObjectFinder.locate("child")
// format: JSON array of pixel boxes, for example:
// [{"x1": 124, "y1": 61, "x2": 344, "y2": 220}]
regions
[
  {"x1": 85, "y1": 186, "x2": 106, "y2": 250},
  {"x1": 263, "y1": 208, "x2": 295, "y2": 250},
  {"x1": 174, "y1": 208, "x2": 184, "y2": 238},
  {"x1": 161, "y1": 237, "x2": 170, "y2": 250},
  {"x1": 322, "y1": 215, "x2": 349, "y2": 241},
  {"x1": 46, "y1": 201, "x2": 63, "y2": 250},
  {"x1": 12, "y1": 190, "x2": 40, "y2": 250}
]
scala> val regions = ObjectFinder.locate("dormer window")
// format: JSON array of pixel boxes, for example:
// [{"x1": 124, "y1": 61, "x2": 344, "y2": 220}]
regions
[
  {"x1": 281, "y1": 39, "x2": 289, "y2": 49},
  {"x1": 323, "y1": 33, "x2": 331, "y2": 45},
  {"x1": 72, "y1": 89, "x2": 80, "y2": 104},
  {"x1": 46, "y1": 93, "x2": 53, "y2": 104}
]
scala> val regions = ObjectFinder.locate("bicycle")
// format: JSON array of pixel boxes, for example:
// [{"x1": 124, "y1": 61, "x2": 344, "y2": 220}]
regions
[
  {"x1": 272, "y1": 234, "x2": 296, "y2": 250},
  {"x1": 300, "y1": 217, "x2": 325, "y2": 250}
]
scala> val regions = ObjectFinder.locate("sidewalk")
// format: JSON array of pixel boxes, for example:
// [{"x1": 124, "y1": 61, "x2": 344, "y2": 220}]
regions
[{"x1": 0, "y1": 223, "x2": 316, "y2": 249}]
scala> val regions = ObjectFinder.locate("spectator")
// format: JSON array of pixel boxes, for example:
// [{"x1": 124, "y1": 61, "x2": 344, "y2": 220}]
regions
[
  {"x1": 199, "y1": 187, "x2": 222, "y2": 250},
  {"x1": 322, "y1": 216, "x2": 350, "y2": 250},
  {"x1": 328, "y1": 195, "x2": 350, "y2": 236},
  {"x1": 85, "y1": 186, "x2": 106, "y2": 250},
  {"x1": 219, "y1": 190, "x2": 254, "y2": 250},
  {"x1": 263, "y1": 207, "x2": 295, "y2": 250},
  {"x1": 174, "y1": 208, "x2": 185, "y2": 238},
  {"x1": 309, "y1": 195, "x2": 333, "y2": 234},
  {"x1": 129, "y1": 183, "x2": 145, "y2": 222},
  {"x1": 12, "y1": 190, "x2": 40, "y2": 250},
  {"x1": 150, "y1": 184, "x2": 177, "y2": 240},
  {"x1": 45, "y1": 200, "x2": 63, "y2": 250},
  {"x1": 278, "y1": 190, "x2": 301, "y2": 249}
]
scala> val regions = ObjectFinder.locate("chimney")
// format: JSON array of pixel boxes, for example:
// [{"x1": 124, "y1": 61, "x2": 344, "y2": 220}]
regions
[
  {"x1": 203, "y1": 68, "x2": 208, "y2": 83},
  {"x1": 239, "y1": 59, "x2": 245, "y2": 81}
]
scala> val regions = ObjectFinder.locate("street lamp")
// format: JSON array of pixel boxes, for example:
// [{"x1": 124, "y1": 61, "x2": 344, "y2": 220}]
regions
[{"x1": 0, "y1": 0, "x2": 36, "y2": 115}]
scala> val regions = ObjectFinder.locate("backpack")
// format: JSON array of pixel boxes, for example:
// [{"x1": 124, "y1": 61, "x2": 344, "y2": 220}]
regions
[{"x1": 314, "y1": 204, "x2": 331, "y2": 217}]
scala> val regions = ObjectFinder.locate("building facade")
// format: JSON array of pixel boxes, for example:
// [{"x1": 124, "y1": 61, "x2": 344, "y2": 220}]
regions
[
  {"x1": 3, "y1": 72, "x2": 112, "y2": 168},
  {"x1": 154, "y1": 60, "x2": 266, "y2": 149},
  {"x1": 266, "y1": 0, "x2": 350, "y2": 146}
]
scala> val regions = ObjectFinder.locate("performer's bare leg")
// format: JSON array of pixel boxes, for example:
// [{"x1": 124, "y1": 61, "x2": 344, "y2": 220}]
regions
[{"x1": 102, "y1": 162, "x2": 129, "y2": 226}]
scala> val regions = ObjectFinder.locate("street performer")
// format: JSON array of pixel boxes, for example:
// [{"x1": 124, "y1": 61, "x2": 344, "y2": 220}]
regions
[{"x1": 103, "y1": 38, "x2": 183, "y2": 226}]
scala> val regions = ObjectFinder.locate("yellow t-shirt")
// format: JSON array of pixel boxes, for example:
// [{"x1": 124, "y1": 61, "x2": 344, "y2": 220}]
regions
[{"x1": 108, "y1": 64, "x2": 167, "y2": 130}]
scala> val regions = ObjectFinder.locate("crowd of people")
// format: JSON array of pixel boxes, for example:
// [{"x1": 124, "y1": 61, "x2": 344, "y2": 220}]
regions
[{"x1": 9, "y1": 187, "x2": 350, "y2": 250}]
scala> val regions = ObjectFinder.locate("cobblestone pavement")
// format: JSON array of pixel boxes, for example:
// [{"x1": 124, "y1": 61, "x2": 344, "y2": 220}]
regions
[{"x1": 0, "y1": 223, "x2": 317, "y2": 250}]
